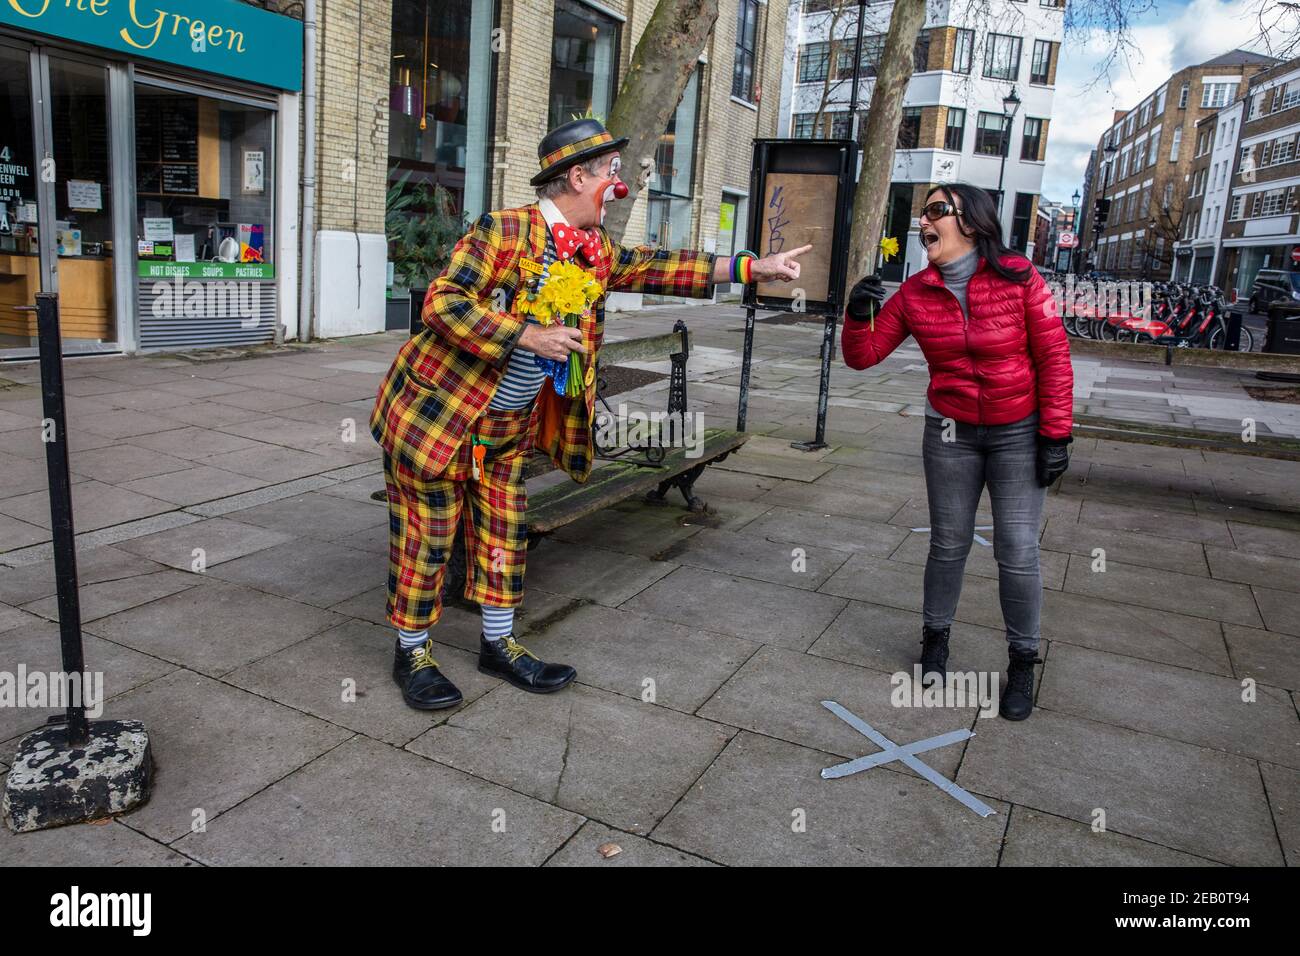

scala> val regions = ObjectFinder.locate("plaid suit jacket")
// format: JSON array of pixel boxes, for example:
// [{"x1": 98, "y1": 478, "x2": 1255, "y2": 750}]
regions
[{"x1": 371, "y1": 203, "x2": 716, "y2": 482}]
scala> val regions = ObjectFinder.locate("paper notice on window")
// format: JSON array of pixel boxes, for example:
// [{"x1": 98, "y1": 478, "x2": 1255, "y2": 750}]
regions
[
  {"x1": 143, "y1": 218, "x2": 175, "y2": 242},
  {"x1": 174, "y1": 234, "x2": 196, "y2": 262},
  {"x1": 67, "y1": 180, "x2": 102, "y2": 211}
]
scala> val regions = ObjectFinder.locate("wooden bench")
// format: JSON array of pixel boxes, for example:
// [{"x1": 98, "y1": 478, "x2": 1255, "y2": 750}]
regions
[{"x1": 433, "y1": 318, "x2": 748, "y2": 600}]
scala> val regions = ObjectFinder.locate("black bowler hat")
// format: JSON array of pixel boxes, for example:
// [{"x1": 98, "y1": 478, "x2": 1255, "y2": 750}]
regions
[{"x1": 531, "y1": 117, "x2": 629, "y2": 187}]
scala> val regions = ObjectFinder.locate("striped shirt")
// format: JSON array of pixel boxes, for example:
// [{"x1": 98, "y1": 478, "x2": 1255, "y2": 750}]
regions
[{"x1": 488, "y1": 229, "x2": 557, "y2": 410}]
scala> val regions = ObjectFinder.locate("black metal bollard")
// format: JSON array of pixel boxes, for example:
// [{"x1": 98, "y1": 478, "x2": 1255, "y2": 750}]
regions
[{"x1": 35, "y1": 293, "x2": 89, "y2": 747}]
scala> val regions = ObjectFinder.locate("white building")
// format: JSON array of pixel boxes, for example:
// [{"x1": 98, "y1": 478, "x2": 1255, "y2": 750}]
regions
[{"x1": 778, "y1": 0, "x2": 1064, "y2": 281}]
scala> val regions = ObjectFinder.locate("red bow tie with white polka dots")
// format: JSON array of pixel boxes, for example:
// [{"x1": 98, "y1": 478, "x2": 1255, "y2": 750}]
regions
[{"x1": 552, "y1": 224, "x2": 602, "y2": 265}]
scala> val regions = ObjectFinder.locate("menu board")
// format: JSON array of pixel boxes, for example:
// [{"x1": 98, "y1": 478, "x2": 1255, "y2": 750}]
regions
[{"x1": 161, "y1": 164, "x2": 198, "y2": 195}]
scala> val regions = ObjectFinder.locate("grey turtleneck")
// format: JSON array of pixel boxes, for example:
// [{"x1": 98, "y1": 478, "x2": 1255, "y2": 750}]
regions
[{"x1": 924, "y1": 249, "x2": 980, "y2": 419}]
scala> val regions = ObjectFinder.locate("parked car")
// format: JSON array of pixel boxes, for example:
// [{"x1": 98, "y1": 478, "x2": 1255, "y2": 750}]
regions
[{"x1": 1247, "y1": 269, "x2": 1300, "y2": 314}]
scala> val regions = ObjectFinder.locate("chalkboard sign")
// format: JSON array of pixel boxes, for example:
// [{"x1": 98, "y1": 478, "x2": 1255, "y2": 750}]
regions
[
  {"x1": 161, "y1": 164, "x2": 198, "y2": 195},
  {"x1": 743, "y1": 139, "x2": 857, "y2": 316}
]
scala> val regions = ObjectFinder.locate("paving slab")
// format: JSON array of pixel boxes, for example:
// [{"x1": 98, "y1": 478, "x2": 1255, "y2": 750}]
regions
[
  {"x1": 1039, "y1": 589, "x2": 1233, "y2": 676},
  {"x1": 407, "y1": 682, "x2": 733, "y2": 834},
  {"x1": 549, "y1": 501, "x2": 703, "y2": 560},
  {"x1": 1040, "y1": 518, "x2": 1210, "y2": 576},
  {"x1": 713, "y1": 451, "x2": 833, "y2": 482},
  {"x1": 0, "y1": 512, "x2": 49, "y2": 552},
  {"x1": 699, "y1": 644, "x2": 991, "y2": 779},
  {"x1": 103, "y1": 669, "x2": 352, "y2": 844},
  {"x1": 0, "y1": 545, "x2": 170, "y2": 606},
  {"x1": 0, "y1": 602, "x2": 40, "y2": 634},
  {"x1": 1076, "y1": 500, "x2": 1234, "y2": 547},
  {"x1": 999, "y1": 807, "x2": 1218, "y2": 865},
  {"x1": 814, "y1": 463, "x2": 931, "y2": 501},
  {"x1": 208, "y1": 539, "x2": 379, "y2": 608},
  {"x1": 0, "y1": 620, "x2": 177, "y2": 743},
  {"x1": 0, "y1": 480, "x2": 175, "y2": 533},
  {"x1": 224, "y1": 619, "x2": 500, "y2": 745},
  {"x1": 1062, "y1": 554, "x2": 1262, "y2": 627},
  {"x1": 511, "y1": 602, "x2": 755, "y2": 713},
  {"x1": 1228, "y1": 521, "x2": 1300, "y2": 559},
  {"x1": 113, "y1": 517, "x2": 292, "y2": 570},
  {"x1": 85, "y1": 580, "x2": 345, "y2": 677},
  {"x1": 956, "y1": 708, "x2": 1281, "y2": 866},
  {"x1": 1039, "y1": 642, "x2": 1299, "y2": 769},
  {"x1": 0, "y1": 819, "x2": 196, "y2": 866},
  {"x1": 624, "y1": 566, "x2": 846, "y2": 650},
  {"x1": 756, "y1": 478, "x2": 909, "y2": 523},
  {"x1": 544, "y1": 821, "x2": 716, "y2": 866},
  {"x1": 809, "y1": 599, "x2": 1024, "y2": 678},
  {"x1": 1260, "y1": 760, "x2": 1300, "y2": 867},
  {"x1": 129, "y1": 425, "x2": 265, "y2": 461},
  {"x1": 21, "y1": 569, "x2": 198, "y2": 624},
  {"x1": 1223, "y1": 624, "x2": 1300, "y2": 691},
  {"x1": 1251, "y1": 586, "x2": 1300, "y2": 637},
  {"x1": 173, "y1": 735, "x2": 581, "y2": 865},
  {"x1": 651, "y1": 526, "x2": 853, "y2": 591},
  {"x1": 1205, "y1": 545, "x2": 1300, "y2": 592},
  {"x1": 222, "y1": 492, "x2": 385, "y2": 542},
  {"x1": 651, "y1": 731, "x2": 1007, "y2": 866},
  {"x1": 739, "y1": 505, "x2": 910, "y2": 557},
  {"x1": 524, "y1": 540, "x2": 677, "y2": 607},
  {"x1": 195, "y1": 445, "x2": 346, "y2": 483}
]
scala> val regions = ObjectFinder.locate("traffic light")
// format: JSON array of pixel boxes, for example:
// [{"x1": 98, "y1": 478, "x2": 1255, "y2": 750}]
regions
[{"x1": 1094, "y1": 198, "x2": 1112, "y2": 228}]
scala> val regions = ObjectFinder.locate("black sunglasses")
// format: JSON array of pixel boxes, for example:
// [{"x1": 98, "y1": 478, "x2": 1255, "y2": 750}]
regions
[{"x1": 922, "y1": 200, "x2": 962, "y2": 221}]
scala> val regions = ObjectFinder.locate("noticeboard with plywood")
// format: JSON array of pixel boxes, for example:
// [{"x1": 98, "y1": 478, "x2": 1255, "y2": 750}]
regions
[{"x1": 743, "y1": 139, "x2": 858, "y2": 317}]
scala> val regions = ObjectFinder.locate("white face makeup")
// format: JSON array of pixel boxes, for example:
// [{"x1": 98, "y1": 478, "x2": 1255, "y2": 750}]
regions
[{"x1": 591, "y1": 155, "x2": 625, "y2": 224}]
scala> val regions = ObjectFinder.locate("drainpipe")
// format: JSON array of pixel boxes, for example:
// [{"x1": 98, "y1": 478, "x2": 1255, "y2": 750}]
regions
[{"x1": 298, "y1": 0, "x2": 319, "y2": 342}]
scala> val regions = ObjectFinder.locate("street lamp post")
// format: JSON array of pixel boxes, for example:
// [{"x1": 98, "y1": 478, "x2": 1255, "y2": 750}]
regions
[
  {"x1": 1091, "y1": 142, "x2": 1118, "y2": 274},
  {"x1": 996, "y1": 87, "x2": 1021, "y2": 242},
  {"x1": 1069, "y1": 187, "x2": 1080, "y2": 274}
]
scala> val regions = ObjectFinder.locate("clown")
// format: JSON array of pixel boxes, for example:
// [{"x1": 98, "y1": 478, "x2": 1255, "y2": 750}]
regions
[{"x1": 371, "y1": 118, "x2": 810, "y2": 709}]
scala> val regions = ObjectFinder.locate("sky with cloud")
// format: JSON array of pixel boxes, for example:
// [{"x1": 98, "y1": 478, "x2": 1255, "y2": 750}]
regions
[{"x1": 1041, "y1": 0, "x2": 1280, "y2": 204}]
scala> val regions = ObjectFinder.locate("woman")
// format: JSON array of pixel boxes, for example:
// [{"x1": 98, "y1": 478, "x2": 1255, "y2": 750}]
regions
[{"x1": 842, "y1": 183, "x2": 1073, "y2": 721}]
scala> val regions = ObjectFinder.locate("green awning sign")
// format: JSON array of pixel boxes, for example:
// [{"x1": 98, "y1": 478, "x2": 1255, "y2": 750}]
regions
[
  {"x1": 139, "y1": 261, "x2": 274, "y2": 279},
  {"x1": 1, "y1": 0, "x2": 304, "y2": 92}
]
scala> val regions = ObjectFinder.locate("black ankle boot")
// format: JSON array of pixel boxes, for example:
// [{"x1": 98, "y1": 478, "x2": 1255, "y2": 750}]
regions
[
  {"x1": 478, "y1": 634, "x2": 576, "y2": 694},
  {"x1": 393, "y1": 638, "x2": 463, "y2": 710},
  {"x1": 919, "y1": 626, "x2": 950, "y2": 687},
  {"x1": 1000, "y1": 649, "x2": 1041, "y2": 721}
]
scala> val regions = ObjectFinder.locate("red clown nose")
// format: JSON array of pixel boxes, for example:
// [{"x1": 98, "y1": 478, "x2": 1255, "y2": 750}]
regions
[{"x1": 612, "y1": 181, "x2": 629, "y2": 200}]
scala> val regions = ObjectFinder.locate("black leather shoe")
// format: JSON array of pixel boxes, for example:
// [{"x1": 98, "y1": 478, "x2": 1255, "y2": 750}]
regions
[
  {"x1": 393, "y1": 638, "x2": 463, "y2": 710},
  {"x1": 1000, "y1": 649, "x2": 1041, "y2": 721},
  {"x1": 919, "y1": 625, "x2": 951, "y2": 687},
  {"x1": 478, "y1": 634, "x2": 576, "y2": 694}
]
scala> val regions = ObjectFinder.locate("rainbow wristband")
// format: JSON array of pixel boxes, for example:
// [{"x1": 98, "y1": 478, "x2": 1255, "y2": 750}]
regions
[{"x1": 732, "y1": 251, "x2": 756, "y2": 284}]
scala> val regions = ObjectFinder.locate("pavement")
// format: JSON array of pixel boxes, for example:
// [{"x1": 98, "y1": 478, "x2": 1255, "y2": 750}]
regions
[{"x1": 0, "y1": 301, "x2": 1297, "y2": 866}]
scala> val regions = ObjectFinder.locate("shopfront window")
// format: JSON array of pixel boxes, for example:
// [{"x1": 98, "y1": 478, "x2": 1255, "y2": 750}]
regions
[
  {"x1": 51, "y1": 57, "x2": 116, "y2": 345},
  {"x1": 134, "y1": 84, "x2": 275, "y2": 275},
  {"x1": 647, "y1": 69, "x2": 700, "y2": 249},
  {"x1": 389, "y1": 0, "x2": 494, "y2": 221},
  {"x1": 0, "y1": 44, "x2": 39, "y2": 348},
  {"x1": 549, "y1": 0, "x2": 619, "y2": 128}
]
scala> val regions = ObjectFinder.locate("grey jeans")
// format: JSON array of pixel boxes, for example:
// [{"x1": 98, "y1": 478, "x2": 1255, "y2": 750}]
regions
[{"x1": 921, "y1": 412, "x2": 1045, "y2": 654}]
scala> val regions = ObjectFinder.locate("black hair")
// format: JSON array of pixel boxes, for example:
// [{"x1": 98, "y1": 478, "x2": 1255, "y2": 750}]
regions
[{"x1": 925, "y1": 183, "x2": 1034, "y2": 284}]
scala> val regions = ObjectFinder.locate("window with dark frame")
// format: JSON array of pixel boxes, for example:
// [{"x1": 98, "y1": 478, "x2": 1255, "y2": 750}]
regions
[
  {"x1": 984, "y1": 33, "x2": 1021, "y2": 81},
  {"x1": 1021, "y1": 116, "x2": 1043, "y2": 160},
  {"x1": 953, "y1": 28, "x2": 974, "y2": 75},
  {"x1": 945, "y1": 107, "x2": 966, "y2": 151},
  {"x1": 798, "y1": 41, "x2": 830, "y2": 83},
  {"x1": 975, "y1": 111, "x2": 1010, "y2": 156},
  {"x1": 837, "y1": 33, "x2": 885, "y2": 79},
  {"x1": 1030, "y1": 40, "x2": 1051, "y2": 84},
  {"x1": 913, "y1": 30, "x2": 931, "y2": 73},
  {"x1": 897, "y1": 107, "x2": 922, "y2": 149},
  {"x1": 732, "y1": 0, "x2": 759, "y2": 101}
]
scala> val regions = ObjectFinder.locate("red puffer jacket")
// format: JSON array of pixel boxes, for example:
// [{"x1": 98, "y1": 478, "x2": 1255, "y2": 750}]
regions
[{"x1": 842, "y1": 255, "x2": 1073, "y2": 440}]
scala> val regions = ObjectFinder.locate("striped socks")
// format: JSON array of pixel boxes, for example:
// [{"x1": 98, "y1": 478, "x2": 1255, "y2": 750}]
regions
[
  {"x1": 481, "y1": 605, "x2": 515, "y2": 641},
  {"x1": 397, "y1": 628, "x2": 429, "y2": 651}
]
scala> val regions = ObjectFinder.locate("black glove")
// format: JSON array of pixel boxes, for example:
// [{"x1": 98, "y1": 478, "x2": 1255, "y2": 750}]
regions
[
  {"x1": 1036, "y1": 434, "x2": 1072, "y2": 487},
  {"x1": 847, "y1": 273, "x2": 886, "y2": 322}
]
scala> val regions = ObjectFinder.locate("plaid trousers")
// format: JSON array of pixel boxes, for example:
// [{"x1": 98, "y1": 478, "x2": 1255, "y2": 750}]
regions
[{"x1": 384, "y1": 405, "x2": 533, "y2": 632}]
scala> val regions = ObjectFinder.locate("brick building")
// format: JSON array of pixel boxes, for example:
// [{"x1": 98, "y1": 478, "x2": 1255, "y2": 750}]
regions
[
  {"x1": 1216, "y1": 56, "x2": 1300, "y2": 299},
  {"x1": 1080, "y1": 49, "x2": 1277, "y2": 281}
]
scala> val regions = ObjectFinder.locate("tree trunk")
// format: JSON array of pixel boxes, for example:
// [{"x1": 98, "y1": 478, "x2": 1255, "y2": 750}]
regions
[
  {"x1": 602, "y1": 0, "x2": 720, "y2": 244},
  {"x1": 845, "y1": 0, "x2": 926, "y2": 284}
]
